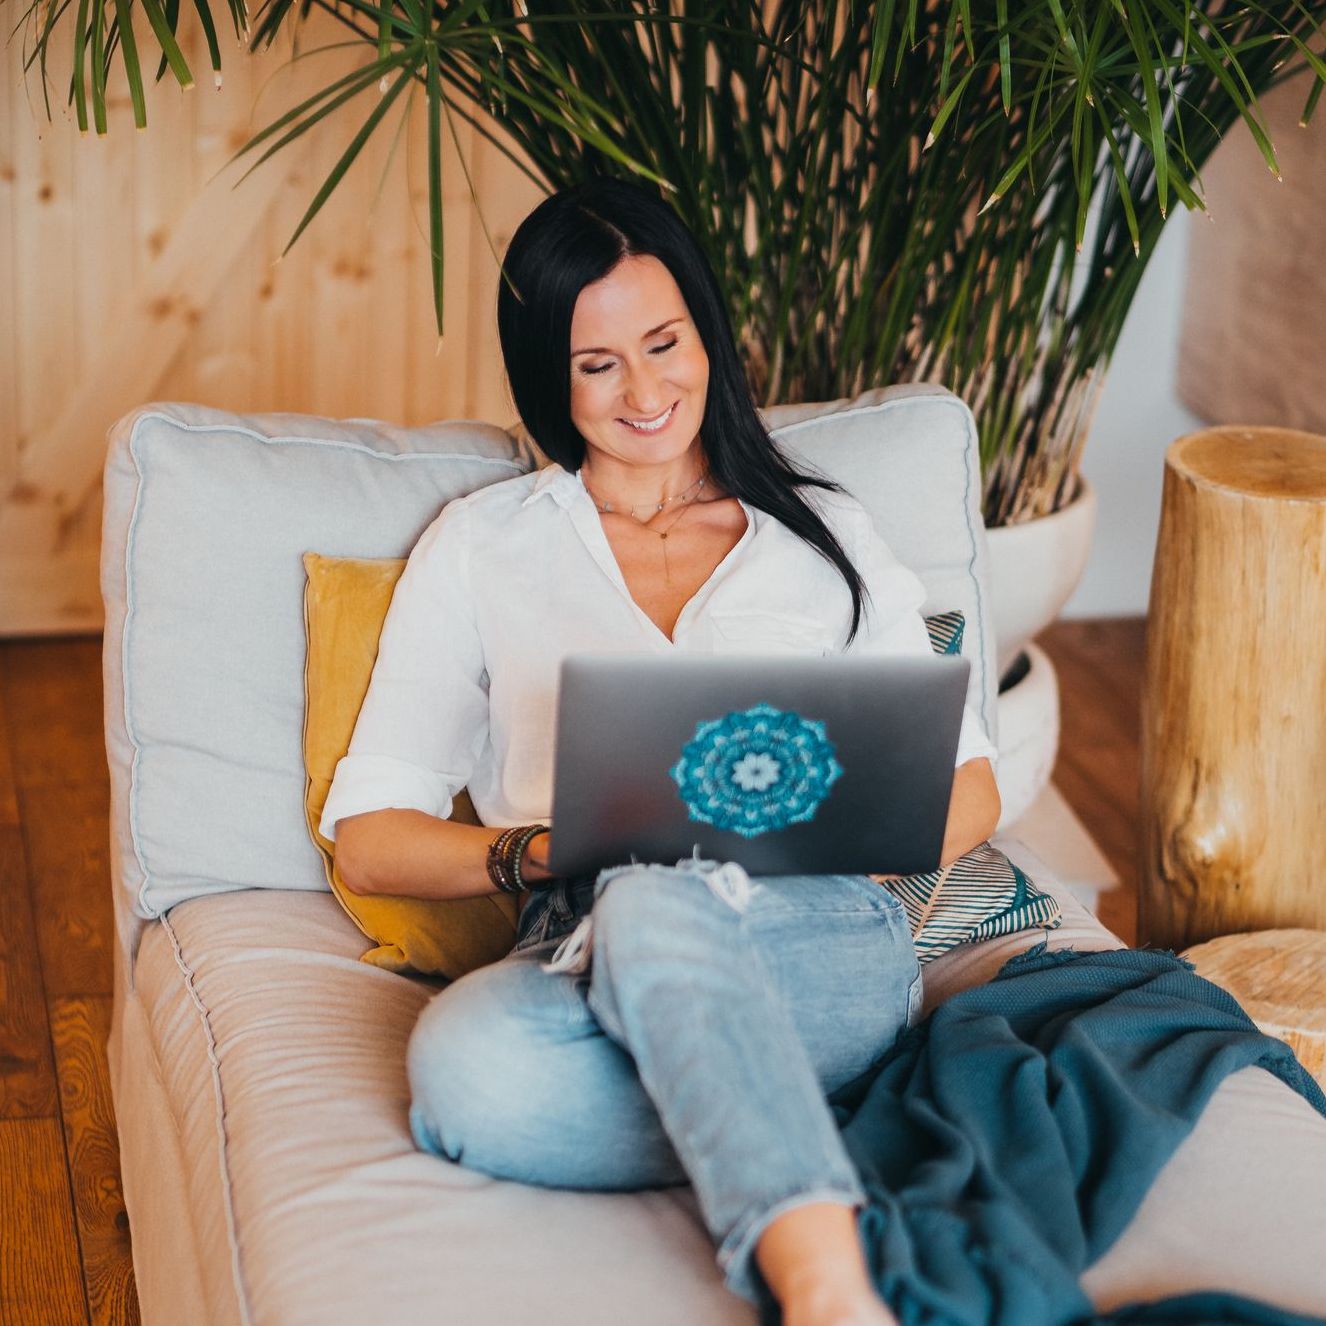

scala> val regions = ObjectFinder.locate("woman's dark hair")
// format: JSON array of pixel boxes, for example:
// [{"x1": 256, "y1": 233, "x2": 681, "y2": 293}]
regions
[{"x1": 496, "y1": 175, "x2": 871, "y2": 644}]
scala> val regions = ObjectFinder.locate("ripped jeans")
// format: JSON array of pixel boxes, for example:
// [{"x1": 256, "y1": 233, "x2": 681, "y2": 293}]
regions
[{"x1": 405, "y1": 854, "x2": 923, "y2": 1309}]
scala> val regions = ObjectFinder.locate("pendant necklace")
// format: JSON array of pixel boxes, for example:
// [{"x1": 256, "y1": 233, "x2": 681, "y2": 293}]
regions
[{"x1": 584, "y1": 472, "x2": 711, "y2": 584}]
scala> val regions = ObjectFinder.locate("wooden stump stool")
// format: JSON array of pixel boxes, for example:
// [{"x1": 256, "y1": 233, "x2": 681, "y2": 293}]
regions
[
  {"x1": 1140, "y1": 427, "x2": 1326, "y2": 950},
  {"x1": 1181, "y1": 929, "x2": 1326, "y2": 1089}
]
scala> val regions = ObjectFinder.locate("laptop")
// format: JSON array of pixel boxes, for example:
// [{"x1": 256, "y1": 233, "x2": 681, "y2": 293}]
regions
[{"x1": 546, "y1": 653, "x2": 971, "y2": 877}]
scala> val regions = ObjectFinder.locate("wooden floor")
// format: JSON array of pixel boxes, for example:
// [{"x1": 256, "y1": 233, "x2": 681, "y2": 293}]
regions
[{"x1": 0, "y1": 618, "x2": 1147, "y2": 1326}]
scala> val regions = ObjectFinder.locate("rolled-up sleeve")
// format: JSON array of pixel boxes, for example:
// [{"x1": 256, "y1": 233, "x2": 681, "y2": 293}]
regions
[
  {"x1": 318, "y1": 499, "x2": 490, "y2": 841},
  {"x1": 845, "y1": 509, "x2": 999, "y2": 771}
]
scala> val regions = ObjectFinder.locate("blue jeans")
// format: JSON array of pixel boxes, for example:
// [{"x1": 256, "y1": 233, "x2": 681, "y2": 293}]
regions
[{"x1": 406, "y1": 854, "x2": 923, "y2": 1307}]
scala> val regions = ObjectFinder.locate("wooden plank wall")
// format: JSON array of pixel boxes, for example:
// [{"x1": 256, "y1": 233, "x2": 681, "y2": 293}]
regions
[{"x1": 1, "y1": 10, "x2": 545, "y2": 637}]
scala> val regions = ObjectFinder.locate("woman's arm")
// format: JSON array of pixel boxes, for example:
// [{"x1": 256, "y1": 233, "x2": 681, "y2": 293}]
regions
[
  {"x1": 938, "y1": 756, "x2": 1001, "y2": 866},
  {"x1": 832, "y1": 501, "x2": 1002, "y2": 864},
  {"x1": 335, "y1": 808, "x2": 555, "y2": 899},
  {"x1": 322, "y1": 498, "x2": 533, "y2": 901},
  {"x1": 870, "y1": 756, "x2": 1000, "y2": 885}
]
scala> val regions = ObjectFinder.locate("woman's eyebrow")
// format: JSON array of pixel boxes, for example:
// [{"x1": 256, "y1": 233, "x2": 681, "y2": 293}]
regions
[{"x1": 572, "y1": 316, "x2": 684, "y2": 357}]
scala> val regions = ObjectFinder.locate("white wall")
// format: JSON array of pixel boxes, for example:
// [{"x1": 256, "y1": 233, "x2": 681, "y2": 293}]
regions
[{"x1": 1060, "y1": 207, "x2": 1205, "y2": 619}]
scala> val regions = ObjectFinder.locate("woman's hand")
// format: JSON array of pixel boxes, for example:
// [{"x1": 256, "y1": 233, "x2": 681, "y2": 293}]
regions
[{"x1": 520, "y1": 830, "x2": 556, "y2": 884}]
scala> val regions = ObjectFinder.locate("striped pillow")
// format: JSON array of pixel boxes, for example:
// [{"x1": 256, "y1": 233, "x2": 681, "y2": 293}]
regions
[
  {"x1": 923, "y1": 607, "x2": 967, "y2": 657},
  {"x1": 875, "y1": 611, "x2": 1063, "y2": 965}
]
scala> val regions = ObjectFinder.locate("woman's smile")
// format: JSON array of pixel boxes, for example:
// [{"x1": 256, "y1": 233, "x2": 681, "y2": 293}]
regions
[{"x1": 619, "y1": 401, "x2": 678, "y2": 433}]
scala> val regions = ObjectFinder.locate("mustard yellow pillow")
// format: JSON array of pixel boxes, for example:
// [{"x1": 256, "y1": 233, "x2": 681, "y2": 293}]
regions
[{"x1": 301, "y1": 552, "x2": 518, "y2": 980}]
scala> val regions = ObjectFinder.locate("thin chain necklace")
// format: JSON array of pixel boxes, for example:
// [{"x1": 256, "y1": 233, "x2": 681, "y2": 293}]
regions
[
  {"x1": 582, "y1": 470, "x2": 713, "y2": 585},
  {"x1": 583, "y1": 469, "x2": 706, "y2": 517}
]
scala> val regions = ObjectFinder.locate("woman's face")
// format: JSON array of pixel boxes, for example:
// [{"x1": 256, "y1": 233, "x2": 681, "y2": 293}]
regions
[{"x1": 568, "y1": 254, "x2": 710, "y2": 475}]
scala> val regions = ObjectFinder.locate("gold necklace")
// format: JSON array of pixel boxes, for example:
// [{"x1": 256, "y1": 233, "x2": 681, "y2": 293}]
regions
[
  {"x1": 647, "y1": 491, "x2": 702, "y2": 584},
  {"x1": 586, "y1": 473, "x2": 714, "y2": 584},
  {"x1": 582, "y1": 470, "x2": 706, "y2": 517}
]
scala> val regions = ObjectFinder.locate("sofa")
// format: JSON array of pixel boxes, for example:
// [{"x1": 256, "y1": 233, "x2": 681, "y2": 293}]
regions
[{"x1": 101, "y1": 384, "x2": 1326, "y2": 1325}]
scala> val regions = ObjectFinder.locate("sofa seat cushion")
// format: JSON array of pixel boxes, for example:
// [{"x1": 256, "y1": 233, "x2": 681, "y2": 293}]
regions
[
  {"x1": 133, "y1": 882, "x2": 1326, "y2": 1325},
  {"x1": 135, "y1": 888, "x2": 747, "y2": 1326}
]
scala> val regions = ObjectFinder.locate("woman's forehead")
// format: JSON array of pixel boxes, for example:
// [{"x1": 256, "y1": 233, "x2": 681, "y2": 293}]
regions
[{"x1": 571, "y1": 256, "x2": 689, "y2": 345}]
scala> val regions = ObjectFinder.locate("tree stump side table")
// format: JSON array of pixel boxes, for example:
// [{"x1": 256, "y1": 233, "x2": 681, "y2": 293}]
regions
[
  {"x1": 1181, "y1": 929, "x2": 1326, "y2": 1089},
  {"x1": 1139, "y1": 427, "x2": 1326, "y2": 951}
]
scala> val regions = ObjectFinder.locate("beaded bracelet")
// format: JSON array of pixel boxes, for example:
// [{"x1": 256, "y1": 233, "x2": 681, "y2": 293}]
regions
[
  {"x1": 485, "y1": 826, "x2": 525, "y2": 895},
  {"x1": 507, "y1": 824, "x2": 551, "y2": 893},
  {"x1": 486, "y1": 823, "x2": 552, "y2": 894}
]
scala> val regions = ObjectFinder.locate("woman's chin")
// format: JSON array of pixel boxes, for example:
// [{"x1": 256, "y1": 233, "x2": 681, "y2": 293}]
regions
[{"x1": 579, "y1": 403, "x2": 708, "y2": 470}]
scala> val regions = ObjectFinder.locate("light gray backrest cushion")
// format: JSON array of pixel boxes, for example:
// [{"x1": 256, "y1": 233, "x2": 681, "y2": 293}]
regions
[
  {"x1": 102, "y1": 385, "x2": 992, "y2": 970},
  {"x1": 101, "y1": 403, "x2": 539, "y2": 969},
  {"x1": 760, "y1": 384, "x2": 996, "y2": 735}
]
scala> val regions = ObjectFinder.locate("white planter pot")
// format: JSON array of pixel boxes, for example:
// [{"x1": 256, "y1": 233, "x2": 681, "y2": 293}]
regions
[
  {"x1": 982, "y1": 480, "x2": 1096, "y2": 826},
  {"x1": 993, "y1": 642, "x2": 1060, "y2": 829},
  {"x1": 984, "y1": 477, "x2": 1098, "y2": 682}
]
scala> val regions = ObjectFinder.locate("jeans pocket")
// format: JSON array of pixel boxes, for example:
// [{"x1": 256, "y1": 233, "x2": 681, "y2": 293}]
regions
[{"x1": 513, "y1": 892, "x2": 556, "y2": 952}]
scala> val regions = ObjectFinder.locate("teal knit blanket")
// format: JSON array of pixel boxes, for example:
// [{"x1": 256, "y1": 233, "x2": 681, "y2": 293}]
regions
[{"x1": 756, "y1": 945, "x2": 1326, "y2": 1326}]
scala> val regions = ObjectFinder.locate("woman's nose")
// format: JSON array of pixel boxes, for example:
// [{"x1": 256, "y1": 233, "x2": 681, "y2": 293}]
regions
[{"x1": 621, "y1": 360, "x2": 669, "y2": 413}]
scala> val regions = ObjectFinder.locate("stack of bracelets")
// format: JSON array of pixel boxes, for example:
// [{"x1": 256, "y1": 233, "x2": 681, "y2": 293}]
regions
[{"x1": 486, "y1": 823, "x2": 553, "y2": 895}]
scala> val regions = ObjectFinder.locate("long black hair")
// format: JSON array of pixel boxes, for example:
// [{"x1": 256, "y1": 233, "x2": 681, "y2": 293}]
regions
[{"x1": 496, "y1": 175, "x2": 870, "y2": 645}]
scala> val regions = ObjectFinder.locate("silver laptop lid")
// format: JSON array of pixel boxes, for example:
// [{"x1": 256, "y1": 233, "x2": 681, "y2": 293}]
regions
[{"x1": 547, "y1": 653, "x2": 971, "y2": 877}]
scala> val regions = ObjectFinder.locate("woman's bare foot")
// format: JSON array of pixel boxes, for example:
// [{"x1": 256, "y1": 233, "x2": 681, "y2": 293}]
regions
[
  {"x1": 754, "y1": 1201, "x2": 897, "y2": 1326},
  {"x1": 781, "y1": 1270, "x2": 898, "y2": 1326}
]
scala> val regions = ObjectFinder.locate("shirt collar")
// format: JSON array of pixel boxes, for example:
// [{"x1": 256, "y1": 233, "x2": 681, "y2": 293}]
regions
[{"x1": 521, "y1": 461, "x2": 585, "y2": 510}]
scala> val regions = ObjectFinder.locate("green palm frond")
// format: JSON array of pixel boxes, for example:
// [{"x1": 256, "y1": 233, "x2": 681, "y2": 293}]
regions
[{"x1": 11, "y1": 0, "x2": 1326, "y2": 524}]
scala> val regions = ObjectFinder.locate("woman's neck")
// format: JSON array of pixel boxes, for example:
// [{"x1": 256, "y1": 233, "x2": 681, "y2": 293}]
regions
[{"x1": 579, "y1": 447, "x2": 709, "y2": 514}]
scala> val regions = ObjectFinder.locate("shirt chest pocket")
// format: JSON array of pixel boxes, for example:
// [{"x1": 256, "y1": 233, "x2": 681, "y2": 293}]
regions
[{"x1": 707, "y1": 609, "x2": 836, "y2": 655}]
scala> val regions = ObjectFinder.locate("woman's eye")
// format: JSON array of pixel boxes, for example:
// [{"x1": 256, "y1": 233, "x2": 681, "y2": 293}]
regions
[{"x1": 582, "y1": 339, "x2": 679, "y2": 376}]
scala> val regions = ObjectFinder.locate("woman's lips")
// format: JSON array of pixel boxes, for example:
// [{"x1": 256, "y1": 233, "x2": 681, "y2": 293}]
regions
[{"x1": 618, "y1": 401, "x2": 678, "y2": 433}]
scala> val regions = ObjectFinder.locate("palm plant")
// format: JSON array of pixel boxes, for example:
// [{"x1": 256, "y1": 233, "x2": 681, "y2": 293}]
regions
[{"x1": 14, "y1": 0, "x2": 1326, "y2": 525}]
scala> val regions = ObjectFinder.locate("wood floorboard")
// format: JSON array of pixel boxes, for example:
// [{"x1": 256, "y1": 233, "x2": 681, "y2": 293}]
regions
[
  {"x1": 50, "y1": 997, "x2": 140, "y2": 1326},
  {"x1": 0, "y1": 824, "x2": 59, "y2": 1120},
  {"x1": 1040, "y1": 617, "x2": 1145, "y2": 946},
  {"x1": 1049, "y1": 618, "x2": 1149, "y2": 720},
  {"x1": 1049, "y1": 631, "x2": 1146, "y2": 777},
  {"x1": 0, "y1": 1116, "x2": 88, "y2": 1326},
  {"x1": 23, "y1": 781, "x2": 115, "y2": 999},
  {"x1": 0, "y1": 620, "x2": 1147, "y2": 1324},
  {"x1": 0, "y1": 670, "x2": 19, "y2": 826},
  {"x1": 0, "y1": 638, "x2": 106, "y2": 790},
  {"x1": 1, "y1": 638, "x2": 135, "y2": 1323}
]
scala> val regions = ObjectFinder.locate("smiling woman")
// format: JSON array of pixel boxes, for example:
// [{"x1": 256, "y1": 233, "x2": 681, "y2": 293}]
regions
[
  {"x1": 562, "y1": 252, "x2": 748, "y2": 611},
  {"x1": 494, "y1": 179, "x2": 882, "y2": 651},
  {"x1": 325, "y1": 176, "x2": 1001, "y2": 1326},
  {"x1": 566, "y1": 255, "x2": 753, "y2": 621}
]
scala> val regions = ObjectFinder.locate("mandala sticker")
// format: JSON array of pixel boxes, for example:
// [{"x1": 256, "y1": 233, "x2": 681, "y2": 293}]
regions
[{"x1": 669, "y1": 702, "x2": 843, "y2": 837}]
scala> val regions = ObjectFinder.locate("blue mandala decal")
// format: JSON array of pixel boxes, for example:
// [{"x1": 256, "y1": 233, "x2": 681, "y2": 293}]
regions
[{"x1": 669, "y1": 703, "x2": 843, "y2": 837}]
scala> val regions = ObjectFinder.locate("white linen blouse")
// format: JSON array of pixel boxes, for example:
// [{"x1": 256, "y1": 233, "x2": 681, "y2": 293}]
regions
[{"x1": 319, "y1": 461, "x2": 998, "y2": 842}]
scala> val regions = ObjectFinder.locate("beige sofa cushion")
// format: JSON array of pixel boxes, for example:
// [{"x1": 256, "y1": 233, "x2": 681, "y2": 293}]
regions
[{"x1": 127, "y1": 874, "x2": 1326, "y2": 1326}]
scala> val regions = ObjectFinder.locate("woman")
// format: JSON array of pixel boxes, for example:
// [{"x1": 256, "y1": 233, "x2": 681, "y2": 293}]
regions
[{"x1": 321, "y1": 177, "x2": 1001, "y2": 1326}]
